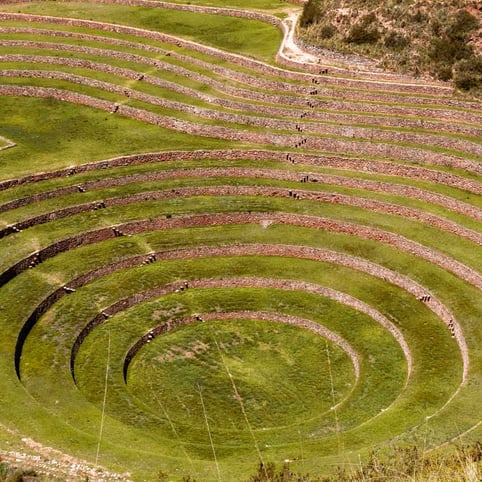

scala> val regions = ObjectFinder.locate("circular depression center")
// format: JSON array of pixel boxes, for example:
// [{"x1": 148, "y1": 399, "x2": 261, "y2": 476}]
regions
[{"x1": 126, "y1": 316, "x2": 356, "y2": 432}]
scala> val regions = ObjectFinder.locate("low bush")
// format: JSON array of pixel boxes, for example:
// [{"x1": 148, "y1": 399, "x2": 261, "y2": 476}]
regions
[
  {"x1": 318, "y1": 22, "x2": 337, "y2": 40},
  {"x1": 428, "y1": 10, "x2": 481, "y2": 87},
  {"x1": 345, "y1": 13, "x2": 382, "y2": 44},
  {"x1": 428, "y1": 37, "x2": 474, "y2": 65},
  {"x1": 299, "y1": 0, "x2": 323, "y2": 28},
  {"x1": 446, "y1": 9, "x2": 480, "y2": 42},
  {"x1": 433, "y1": 62, "x2": 454, "y2": 81},
  {"x1": 384, "y1": 31, "x2": 409, "y2": 50},
  {"x1": 453, "y1": 56, "x2": 482, "y2": 90},
  {"x1": 346, "y1": 24, "x2": 381, "y2": 44}
]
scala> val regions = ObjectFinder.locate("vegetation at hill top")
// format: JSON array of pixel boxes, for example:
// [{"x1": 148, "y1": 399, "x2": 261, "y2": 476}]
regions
[{"x1": 299, "y1": 0, "x2": 482, "y2": 91}]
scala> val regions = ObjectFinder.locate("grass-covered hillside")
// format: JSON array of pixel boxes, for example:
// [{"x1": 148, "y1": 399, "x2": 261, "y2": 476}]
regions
[{"x1": 299, "y1": 0, "x2": 482, "y2": 90}]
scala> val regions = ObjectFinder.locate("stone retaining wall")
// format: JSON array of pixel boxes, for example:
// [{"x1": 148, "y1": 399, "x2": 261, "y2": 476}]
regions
[
  {"x1": 0, "y1": 11, "x2": 462, "y2": 89},
  {"x1": 1, "y1": 213, "x2": 474, "y2": 374},
  {"x1": 0, "y1": 136, "x2": 15, "y2": 151},
  {"x1": 1, "y1": 39, "x2": 479, "y2": 117},
  {"x1": 2, "y1": 167, "x2": 480, "y2": 223},
  {"x1": 23, "y1": 242, "x2": 461, "y2": 381},
  {"x1": 121, "y1": 308, "x2": 364, "y2": 384},
  {"x1": 1, "y1": 185, "x2": 480, "y2": 246},
  {"x1": 2, "y1": 64, "x2": 479, "y2": 137},
  {"x1": 3, "y1": 65, "x2": 481, "y2": 156},
  {"x1": 1, "y1": 150, "x2": 480, "y2": 196},
  {"x1": 1, "y1": 40, "x2": 470, "y2": 110},
  {"x1": 0, "y1": 25, "x2": 455, "y2": 99},
  {"x1": 1, "y1": 85, "x2": 480, "y2": 175},
  {"x1": 118, "y1": 212, "x2": 482, "y2": 291},
  {"x1": 0, "y1": 28, "x2": 476, "y2": 139}
]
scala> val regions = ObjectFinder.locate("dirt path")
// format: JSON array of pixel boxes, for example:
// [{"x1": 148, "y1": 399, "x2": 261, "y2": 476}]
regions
[
  {"x1": 278, "y1": 9, "x2": 319, "y2": 65},
  {"x1": 277, "y1": 7, "x2": 451, "y2": 86}
]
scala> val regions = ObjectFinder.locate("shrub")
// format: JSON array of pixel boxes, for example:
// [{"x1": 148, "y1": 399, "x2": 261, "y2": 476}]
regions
[
  {"x1": 245, "y1": 462, "x2": 302, "y2": 482},
  {"x1": 431, "y1": 19, "x2": 442, "y2": 36},
  {"x1": 446, "y1": 9, "x2": 480, "y2": 42},
  {"x1": 346, "y1": 13, "x2": 381, "y2": 44},
  {"x1": 410, "y1": 9, "x2": 427, "y2": 23},
  {"x1": 0, "y1": 462, "x2": 39, "y2": 482},
  {"x1": 426, "y1": 8, "x2": 479, "y2": 84},
  {"x1": 429, "y1": 37, "x2": 474, "y2": 64},
  {"x1": 384, "y1": 31, "x2": 409, "y2": 50},
  {"x1": 433, "y1": 62, "x2": 453, "y2": 81},
  {"x1": 360, "y1": 12, "x2": 377, "y2": 25},
  {"x1": 157, "y1": 470, "x2": 169, "y2": 482},
  {"x1": 243, "y1": 443, "x2": 482, "y2": 481},
  {"x1": 0, "y1": 464, "x2": 9, "y2": 481},
  {"x1": 318, "y1": 23, "x2": 337, "y2": 40},
  {"x1": 346, "y1": 24, "x2": 381, "y2": 44},
  {"x1": 453, "y1": 56, "x2": 482, "y2": 90},
  {"x1": 300, "y1": 0, "x2": 323, "y2": 28}
]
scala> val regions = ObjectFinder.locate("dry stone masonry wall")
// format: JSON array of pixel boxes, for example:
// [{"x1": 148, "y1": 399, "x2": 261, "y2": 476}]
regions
[{"x1": 1, "y1": 84, "x2": 481, "y2": 176}]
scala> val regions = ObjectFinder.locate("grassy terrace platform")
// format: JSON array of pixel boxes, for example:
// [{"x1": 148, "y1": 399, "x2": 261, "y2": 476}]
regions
[{"x1": 0, "y1": 1, "x2": 481, "y2": 481}]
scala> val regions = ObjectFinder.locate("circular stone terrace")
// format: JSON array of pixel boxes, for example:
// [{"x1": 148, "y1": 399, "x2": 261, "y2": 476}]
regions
[{"x1": 0, "y1": 1, "x2": 480, "y2": 480}]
